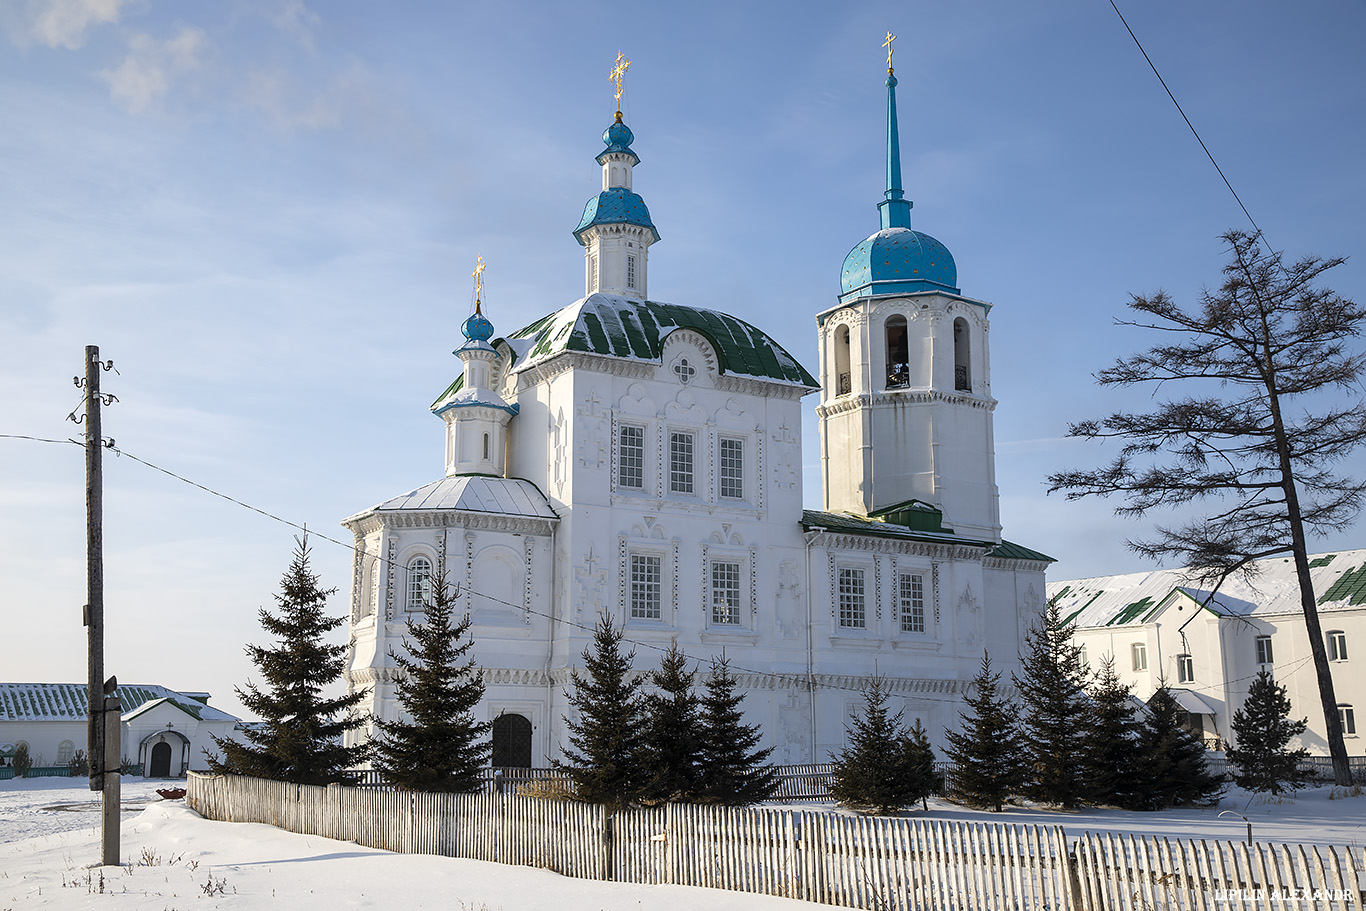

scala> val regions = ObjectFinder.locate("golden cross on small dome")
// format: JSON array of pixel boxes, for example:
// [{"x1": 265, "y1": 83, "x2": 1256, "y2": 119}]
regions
[
  {"x1": 610, "y1": 51, "x2": 631, "y2": 112},
  {"x1": 472, "y1": 254, "x2": 486, "y2": 311},
  {"x1": 883, "y1": 31, "x2": 896, "y2": 72}
]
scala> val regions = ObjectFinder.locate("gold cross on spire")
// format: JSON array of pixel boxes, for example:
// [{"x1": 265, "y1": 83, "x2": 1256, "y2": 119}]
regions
[
  {"x1": 472, "y1": 254, "x2": 486, "y2": 311},
  {"x1": 883, "y1": 31, "x2": 896, "y2": 72},
  {"x1": 610, "y1": 51, "x2": 631, "y2": 113}
]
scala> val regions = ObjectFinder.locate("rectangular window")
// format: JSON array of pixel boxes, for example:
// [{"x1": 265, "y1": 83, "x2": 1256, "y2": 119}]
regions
[
  {"x1": 1078, "y1": 645, "x2": 1088, "y2": 670},
  {"x1": 838, "y1": 567, "x2": 866, "y2": 629},
  {"x1": 719, "y1": 437, "x2": 743, "y2": 499},
  {"x1": 627, "y1": 254, "x2": 637, "y2": 289},
  {"x1": 1256, "y1": 635, "x2": 1273, "y2": 666},
  {"x1": 1329, "y1": 630, "x2": 1348, "y2": 662},
  {"x1": 618, "y1": 425, "x2": 644, "y2": 489},
  {"x1": 1177, "y1": 653, "x2": 1194, "y2": 684},
  {"x1": 1131, "y1": 642, "x2": 1148, "y2": 672},
  {"x1": 669, "y1": 432, "x2": 694, "y2": 494},
  {"x1": 711, "y1": 560, "x2": 741, "y2": 625},
  {"x1": 1340, "y1": 705, "x2": 1357, "y2": 736},
  {"x1": 590, "y1": 254, "x2": 598, "y2": 292},
  {"x1": 629, "y1": 554, "x2": 662, "y2": 620},
  {"x1": 899, "y1": 572, "x2": 925, "y2": 633}
]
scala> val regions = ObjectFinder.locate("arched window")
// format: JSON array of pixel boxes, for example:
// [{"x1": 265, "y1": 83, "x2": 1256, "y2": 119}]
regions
[
  {"x1": 885, "y1": 315, "x2": 909, "y2": 388},
  {"x1": 483, "y1": 432, "x2": 490, "y2": 461},
  {"x1": 953, "y1": 317, "x2": 971, "y2": 391},
  {"x1": 834, "y1": 325, "x2": 852, "y2": 396},
  {"x1": 57, "y1": 740, "x2": 74, "y2": 765},
  {"x1": 406, "y1": 557, "x2": 432, "y2": 612}
]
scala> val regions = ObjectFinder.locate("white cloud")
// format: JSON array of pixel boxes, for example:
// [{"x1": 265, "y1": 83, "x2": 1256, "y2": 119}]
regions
[
  {"x1": 245, "y1": 61, "x2": 374, "y2": 130},
  {"x1": 100, "y1": 26, "x2": 204, "y2": 114},
  {"x1": 267, "y1": 0, "x2": 320, "y2": 50},
  {"x1": 28, "y1": 0, "x2": 125, "y2": 49}
]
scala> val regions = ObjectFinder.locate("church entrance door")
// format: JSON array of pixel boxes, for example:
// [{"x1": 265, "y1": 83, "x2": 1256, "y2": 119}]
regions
[
  {"x1": 149, "y1": 741, "x2": 172, "y2": 777},
  {"x1": 491, "y1": 714, "x2": 532, "y2": 768}
]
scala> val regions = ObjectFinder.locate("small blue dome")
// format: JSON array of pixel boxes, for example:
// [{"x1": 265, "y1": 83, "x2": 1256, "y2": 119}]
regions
[
  {"x1": 573, "y1": 187, "x2": 661, "y2": 245},
  {"x1": 461, "y1": 310, "x2": 495, "y2": 342},
  {"x1": 840, "y1": 227, "x2": 959, "y2": 302},
  {"x1": 597, "y1": 114, "x2": 639, "y2": 165}
]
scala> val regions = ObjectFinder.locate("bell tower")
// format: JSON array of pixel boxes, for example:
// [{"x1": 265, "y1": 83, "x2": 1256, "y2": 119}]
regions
[{"x1": 816, "y1": 39, "x2": 1001, "y2": 542}]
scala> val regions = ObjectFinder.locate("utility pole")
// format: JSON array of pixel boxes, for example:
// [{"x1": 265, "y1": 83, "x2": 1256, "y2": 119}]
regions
[{"x1": 79, "y1": 345, "x2": 119, "y2": 866}]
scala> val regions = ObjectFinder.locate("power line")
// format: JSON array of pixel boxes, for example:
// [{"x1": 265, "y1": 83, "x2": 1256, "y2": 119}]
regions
[
  {"x1": 1107, "y1": 0, "x2": 1264, "y2": 241},
  {"x1": 94, "y1": 441, "x2": 964, "y2": 704}
]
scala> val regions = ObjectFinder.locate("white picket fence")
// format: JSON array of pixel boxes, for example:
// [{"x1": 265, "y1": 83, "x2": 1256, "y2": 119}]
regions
[{"x1": 186, "y1": 772, "x2": 1364, "y2": 910}]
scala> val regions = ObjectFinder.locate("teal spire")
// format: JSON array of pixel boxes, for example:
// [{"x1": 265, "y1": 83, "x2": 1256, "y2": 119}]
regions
[{"x1": 877, "y1": 69, "x2": 913, "y2": 231}]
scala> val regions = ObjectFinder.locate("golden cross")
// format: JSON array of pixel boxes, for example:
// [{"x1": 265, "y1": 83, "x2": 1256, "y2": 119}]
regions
[
  {"x1": 610, "y1": 51, "x2": 631, "y2": 112},
  {"x1": 883, "y1": 31, "x2": 896, "y2": 71},
  {"x1": 472, "y1": 255, "x2": 485, "y2": 306}
]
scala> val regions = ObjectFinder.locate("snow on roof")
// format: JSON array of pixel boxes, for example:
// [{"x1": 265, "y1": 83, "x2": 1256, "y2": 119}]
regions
[
  {"x1": 367, "y1": 475, "x2": 557, "y2": 520},
  {"x1": 0, "y1": 683, "x2": 238, "y2": 723},
  {"x1": 1048, "y1": 548, "x2": 1366, "y2": 629}
]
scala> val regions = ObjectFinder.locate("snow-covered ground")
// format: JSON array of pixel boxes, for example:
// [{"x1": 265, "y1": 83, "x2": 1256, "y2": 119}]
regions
[{"x1": 1, "y1": 777, "x2": 1363, "y2": 910}]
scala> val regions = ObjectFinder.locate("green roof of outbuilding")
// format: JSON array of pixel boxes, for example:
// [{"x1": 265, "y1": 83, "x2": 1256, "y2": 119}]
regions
[
  {"x1": 985, "y1": 540, "x2": 1056, "y2": 563},
  {"x1": 433, "y1": 294, "x2": 817, "y2": 407}
]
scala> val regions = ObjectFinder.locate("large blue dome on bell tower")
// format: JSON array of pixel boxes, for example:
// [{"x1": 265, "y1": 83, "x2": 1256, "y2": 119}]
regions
[{"x1": 838, "y1": 69, "x2": 959, "y2": 304}]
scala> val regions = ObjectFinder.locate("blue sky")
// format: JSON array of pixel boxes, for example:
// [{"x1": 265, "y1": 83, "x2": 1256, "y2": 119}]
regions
[{"x1": 2, "y1": 0, "x2": 1363, "y2": 719}]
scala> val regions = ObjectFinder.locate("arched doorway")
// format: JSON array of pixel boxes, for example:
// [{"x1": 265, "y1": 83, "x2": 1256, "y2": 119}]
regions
[
  {"x1": 149, "y1": 741, "x2": 172, "y2": 778},
  {"x1": 491, "y1": 713, "x2": 532, "y2": 768}
]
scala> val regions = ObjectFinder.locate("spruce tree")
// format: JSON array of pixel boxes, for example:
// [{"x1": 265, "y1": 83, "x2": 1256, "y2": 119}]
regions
[
  {"x1": 1136, "y1": 687, "x2": 1225, "y2": 808},
  {"x1": 1227, "y1": 670, "x2": 1312, "y2": 795},
  {"x1": 555, "y1": 616, "x2": 648, "y2": 812},
  {"x1": 696, "y1": 656, "x2": 778, "y2": 805},
  {"x1": 830, "y1": 675, "x2": 928, "y2": 815},
  {"x1": 945, "y1": 652, "x2": 1023, "y2": 812},
  {"x1": 370, "y1": 570, "x2": 490, "y2": 791},
  {"x1": 904, "y1": 719, "x2": 938, "y2": 812},
  {"x1": 641, "y1": 641, "x2": 704, "y2": 805},
  {"x1": 209, "y1": 536, "x2": 368, "y2": 784},
  {"x1": 1081, "y1": 655, "x2": 1144, "y2": 808},
  {"x1": 1014, "y1": 598, "x2": 1089, "y2": 808}
]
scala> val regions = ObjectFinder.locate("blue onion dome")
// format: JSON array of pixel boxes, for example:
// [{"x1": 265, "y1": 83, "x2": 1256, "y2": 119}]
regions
[
  {"x1": 597, "y1": 110, "x2": 639, "y2": 165},
  {"x1": 461, "y1": 308, "x2": 495, "y2": 342},
  {"x1": 839, "y1": 227, "x2": 959, "y2": 303}
]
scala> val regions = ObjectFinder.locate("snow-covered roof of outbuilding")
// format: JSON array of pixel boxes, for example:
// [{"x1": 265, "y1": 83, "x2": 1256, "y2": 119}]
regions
[
  {"x1": 0, "y1": 684, "x2": 238, "y2": 723},
  {"x1": 365, "y1": 475, "x2": 557, "y2": 520},
  {"x1": 1047, "y1": 548, "x2": 1366, "y2": 629}
]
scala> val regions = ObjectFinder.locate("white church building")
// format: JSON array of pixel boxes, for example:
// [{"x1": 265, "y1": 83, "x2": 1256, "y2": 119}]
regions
[{"x1": 342, "y1": 63, "x2": 1053, "y2": 768}]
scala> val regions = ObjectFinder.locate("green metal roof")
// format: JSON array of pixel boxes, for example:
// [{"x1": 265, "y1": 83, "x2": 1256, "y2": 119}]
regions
[
  {"x1": 1309, "y1": 554, "x2": 1338, "y2": 569},
  {"x1": 434, "y1": 294, "x2": 817, "y2": 407},
  {"x1": 0, "y1": 683, "x2": 234, "y2": 722},
  {"x1": 985, "y1": 540, "x2": 1056, "y2": 563},
  {"x1": 1108, "y1": 595, "x2": 1157, "y2": 626},
  {"x1": 1319, "y1": 563, "x2": 1366, "y2": 605}
]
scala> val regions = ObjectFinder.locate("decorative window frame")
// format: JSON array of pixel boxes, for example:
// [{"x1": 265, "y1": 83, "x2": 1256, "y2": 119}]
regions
[
  {"x1": 891, "y1": 559, "x2": 932, "y2": 638},
  {"x1": 664, "y1": 426, "x2": 702, "y2": 499},
  {"x1": 699, "y1": 543, "x2": 756, "y2": 642},
  {"x1": 717, "y1": 434, "x2": 745, "y2": 501},
  {"x1": 615, "y1": 421, "x2": 647, "y2": 492},
  {"x1": 827, "y1": 553, "x2": 880, "y2": 644},
  {"x1": 619, "y1": 536, "x2": 676, "y2": 629}
]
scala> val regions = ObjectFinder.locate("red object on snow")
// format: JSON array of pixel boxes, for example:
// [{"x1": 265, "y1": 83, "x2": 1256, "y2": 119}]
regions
[{"x1": 156, "y1": 788, "x2": 186, "y2": 800}]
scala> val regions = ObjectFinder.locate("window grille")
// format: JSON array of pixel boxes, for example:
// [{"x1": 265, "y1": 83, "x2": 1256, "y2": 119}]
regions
[
  {"x1": 618, "y1": 425, "x2": 644, "y2": 489},
  {"x1": 719, "y1": 438, "x2": 743, "y2": 499},
  {"x1": 838, "y1": 567, "x2": 866, "y2": 629},
  {"x1": 630, "y1": 554, "x2": 662, "y2": 620},
  {"x1": 711, "y1": 561, "x2": 741, "y2": 625},
  {"x1": 899, "y1": 572, "x2": 925, "y2": 633},
  {"x1": 669, "y1": 432, "x2": 694, "y2": 494},
  {"x1": 406, "y1": 557, "x2": 432, "y2": 612},
  {"x1": 627, "y1": 254, "x2": 637, "y2": 289}
]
